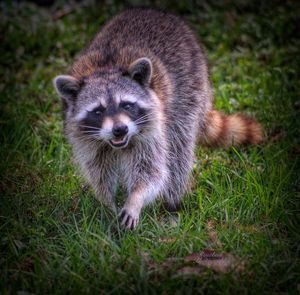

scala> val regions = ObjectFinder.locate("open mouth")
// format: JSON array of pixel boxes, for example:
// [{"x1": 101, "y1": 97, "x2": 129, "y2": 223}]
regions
[{"x1": 109, "y1": 136, "x2": 129, "y2": 148}]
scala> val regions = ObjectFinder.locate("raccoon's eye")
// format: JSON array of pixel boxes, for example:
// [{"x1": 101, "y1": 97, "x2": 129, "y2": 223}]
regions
[
  {"x1": 120, "y1": 102, "x2": 135, "y2": 111},
  {"x1": 91, "y1": 106, "x2": 105, "y2": 115}
]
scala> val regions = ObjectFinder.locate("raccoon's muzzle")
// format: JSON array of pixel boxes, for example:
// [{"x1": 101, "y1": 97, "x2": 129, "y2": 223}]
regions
[
  {"x1": 109, "y1": 136, "x2": 129, "y2": 148},
  {"x1": 109, "y1": 122, "x2": 129, "y2": 148},
  {"x1": 112, "y1": 123, "x2": 128, "y2": 138}
]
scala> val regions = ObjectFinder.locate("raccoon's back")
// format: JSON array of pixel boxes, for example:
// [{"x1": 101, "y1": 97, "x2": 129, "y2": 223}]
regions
[{"x1": 86, "y1": 8, "x2": 208, "y2": 94}]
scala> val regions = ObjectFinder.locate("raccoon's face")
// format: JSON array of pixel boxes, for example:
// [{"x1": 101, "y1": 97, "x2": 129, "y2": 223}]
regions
[
  {"x1": 73, "y1": 77, "x2": 153, "y2": 149},
  {"x1": 54, "y1": 58, "x2": 157, "y2": 149}
]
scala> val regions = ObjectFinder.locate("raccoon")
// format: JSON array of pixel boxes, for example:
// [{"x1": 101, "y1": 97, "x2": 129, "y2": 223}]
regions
[{"x1": 53, "y1": 8, "x2": 262, "y2": 230}]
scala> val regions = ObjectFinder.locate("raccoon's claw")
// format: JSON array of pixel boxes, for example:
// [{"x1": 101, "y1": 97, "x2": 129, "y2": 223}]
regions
[{"x1": 119, "y1": 209, "x2": 139, "y2": 230}]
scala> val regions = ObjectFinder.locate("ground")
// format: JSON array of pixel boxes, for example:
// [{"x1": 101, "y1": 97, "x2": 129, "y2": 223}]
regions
[{"x1": 0, "y1": 1, "x2": 299, "y2": 294}]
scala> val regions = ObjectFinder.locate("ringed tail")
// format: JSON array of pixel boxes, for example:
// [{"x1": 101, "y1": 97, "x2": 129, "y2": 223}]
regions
[{"x1": 200, "y1": 110, "x2": 263, "y2": 148}]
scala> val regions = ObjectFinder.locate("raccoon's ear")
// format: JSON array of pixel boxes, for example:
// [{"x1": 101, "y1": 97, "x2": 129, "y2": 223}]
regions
[
  {"x1": 53, "y1": 75, "x2": 80, "y2": 103},
  {"x1": 128, "y1": 57, "x2": 152, "y2": 87}
]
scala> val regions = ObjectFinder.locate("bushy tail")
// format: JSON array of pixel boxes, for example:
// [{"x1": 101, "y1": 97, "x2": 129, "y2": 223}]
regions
[{"x1": 200, "y1": 110, "x2": 263, "y2": 148}]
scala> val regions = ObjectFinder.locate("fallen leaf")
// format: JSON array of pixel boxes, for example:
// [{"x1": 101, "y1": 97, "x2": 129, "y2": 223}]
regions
[
  {"x1": 141, "y1": 248, "x2": 244, "y2": 276},
  {"x1": 158, "y1": 237, "x2": 176, "y2": 243},
  {"x1": 141, "y1": 252, "x2": 182, "y2": 272},
  {"x1": 185, "y1": 250, "x2": 244, "y2": 273},
  {"x1": 175, "y1": 266, "x2": 203, "y2": 277},
  {"x1": 206, "y1": 219, "x2": 222, "y2": 248}
]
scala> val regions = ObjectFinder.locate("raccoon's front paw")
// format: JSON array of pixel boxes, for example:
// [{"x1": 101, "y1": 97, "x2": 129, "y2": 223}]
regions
[{"x1": 119, "y1": 207, "x2": 139, "y2": 230}]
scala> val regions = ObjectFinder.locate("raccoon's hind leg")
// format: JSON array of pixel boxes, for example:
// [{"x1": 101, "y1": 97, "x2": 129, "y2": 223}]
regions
[
  {"x1": 162, "y1": 114, "x2": 198, "y2": 212},
  {"x1": 162, "y1": 146, "x2": 194, "y2": 212}
]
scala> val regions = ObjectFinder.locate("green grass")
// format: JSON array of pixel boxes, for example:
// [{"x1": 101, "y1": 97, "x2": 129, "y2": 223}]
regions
[{"x1": 1, "y1": 1, "x2": 299, "y2": 294}]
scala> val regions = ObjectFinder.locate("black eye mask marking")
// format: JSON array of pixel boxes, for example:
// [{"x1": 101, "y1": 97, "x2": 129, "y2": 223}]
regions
[
  {"x1": 89, "y1": 105, "x2": 106, "y2": 115},
  {"x1": 119, "y1": 102, "x2": 148, "y2": 125},
  {"x1": 79, "y1": 105, "x2": 106, "y2": 131},
  {"x1": 120, "y1": 101, "x2": 136, "y2": 111}
]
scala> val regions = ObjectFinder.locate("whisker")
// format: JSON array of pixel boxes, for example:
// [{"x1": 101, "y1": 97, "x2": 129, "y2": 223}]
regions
[
  {"x1": 135, "y1": 118, "x2": 152, "y2": 124},
  {"x1": 134, "y1": 114, "x2": 153, "y2": 121},
  {"x1": 134, "y1": 115, "x2": 153, "y2": 125},
  {"x1": 135, "y1": 113, "x2": 152, "y2": 120},
  {"x1": 76, "y1": 134, "x2": 96, "y2": 139},
  {"x1": 135, "y1": 117, "x2": 151, "y2": 123},
  {"x1": 80, "y1": 130, "x2": 100, "y2": 134},
  {"x1": 136, "y1": 121, "x2": 151, "y2": 126},
  {"x1": 79, "y1": 125, "x2": 101, "y2": 130},
  {"x1": 135, "y1": 116, "x2": 152, "y2": 121}
]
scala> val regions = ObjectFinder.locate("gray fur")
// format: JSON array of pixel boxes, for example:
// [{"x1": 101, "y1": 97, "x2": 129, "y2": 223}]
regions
[{"x1": 53, "y1": 8, "x2": 213, "y2": 229}]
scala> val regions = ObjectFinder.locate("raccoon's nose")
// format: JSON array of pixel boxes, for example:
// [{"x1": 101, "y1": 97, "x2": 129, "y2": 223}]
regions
[{"x1": 112, "y1": 123, "x2": 128, "y2": 137}]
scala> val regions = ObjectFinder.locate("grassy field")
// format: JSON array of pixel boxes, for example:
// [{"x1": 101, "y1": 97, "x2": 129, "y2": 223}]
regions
[{"x1": 1, "y1": 1, "x2": 299, "y2": 294}]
